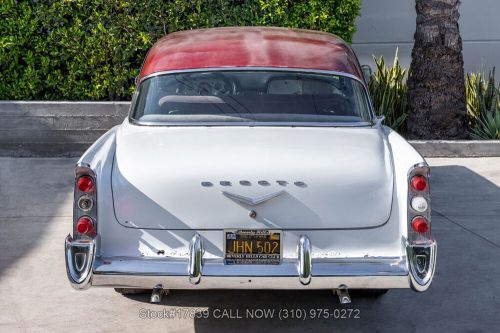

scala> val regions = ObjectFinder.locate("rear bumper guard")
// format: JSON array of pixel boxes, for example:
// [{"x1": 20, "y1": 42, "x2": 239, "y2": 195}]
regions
[
  {"x1": 64, "y1": 233, "x2": 436, "y2": 291},
  {"x1": 65, "y1": 234, "x2": 96, "y2": 290},
  {"x1": 406, "y1": 239, "x2": 437, "y2": 292}
]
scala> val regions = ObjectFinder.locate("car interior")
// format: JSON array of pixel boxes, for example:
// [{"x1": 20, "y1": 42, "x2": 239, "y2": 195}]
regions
[{"x1": 132, "y1": 71, "x2": 372, "y2": 123}]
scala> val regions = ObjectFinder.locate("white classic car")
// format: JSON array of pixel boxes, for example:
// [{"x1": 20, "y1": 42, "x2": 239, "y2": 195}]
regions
[{"x1": 65, "y1": 27, "x2": 436, "y2": 303}]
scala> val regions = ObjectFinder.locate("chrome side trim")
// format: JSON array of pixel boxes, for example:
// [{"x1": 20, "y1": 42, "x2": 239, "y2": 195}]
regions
[
  {"x1": 406, "y1": 240, "x2": 437, "y2": 292},
  {"x1": 188, "y1": 233, "x2": 203, "y2": 285},
  {"x1": 297, "y1": 235, "x2": 312, "y2": 285},
  {"x1": 65, "y1": 234, "x2": 95, "y2": 290}
]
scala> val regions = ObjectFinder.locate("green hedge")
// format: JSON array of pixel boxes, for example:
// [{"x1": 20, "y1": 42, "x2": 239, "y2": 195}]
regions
[{"x1": 0, "y1": 0, "x2": 360, "y2": 101}]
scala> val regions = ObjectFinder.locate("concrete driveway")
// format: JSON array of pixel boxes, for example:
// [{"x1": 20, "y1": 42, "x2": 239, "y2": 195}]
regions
[{"x1": 1, "y1": 157, "x2": 499, "y2": 332}]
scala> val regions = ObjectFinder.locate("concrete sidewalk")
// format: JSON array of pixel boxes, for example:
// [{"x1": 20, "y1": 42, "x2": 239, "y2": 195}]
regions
[{"x1": 0, "y1": 157, "x2": 499, "y2": 332}]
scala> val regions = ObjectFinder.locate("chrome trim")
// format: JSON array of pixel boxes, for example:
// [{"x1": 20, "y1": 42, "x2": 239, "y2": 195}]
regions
[
  {"x1": 91, "y1": 275, "x2": 409, "y2": 290},
  {"x1": 407, "y1": 162, "x2": 432, "y2": 243},
  {"x1": 65, "y1": 234, "x2": 95, "y2": 290},
  {"x1": 131, "y1": 67, "x2": 376, "y2": 126},
  {"x1": 93, "y1": 257, "x2": 407, "y2": 276},
  {"x1": 406, "y1": 240, "x2": 437, "y2": 292},
  {"x1": 90, "y1": 256, "x2": 409, "y2": 289},
  {"x1": 77, "y1": 195, "x2": 94, "y2": 211},
  {"x1": 405, "y1": 162, "x2": 436, "y2": 292},
  {"x1": 188, "y1": 234, "x2": 203, "y2": 285},
  {"x1": 374, "y1": 115, "x2": 385, "y2": 128},
  {"x1": 74, "y1": 163, "x2": 97, "y2": 238},
  {"x1": 222, "y1": 190, "x2": 285, "y2": 206},
  {"x1": 130, "y1": 120, "x2": 374, "y2": 128},
  {"x1": 297, "y1": 235, "x2": 312, "y2": 285},
  {"x1": 140, "y1": 67, "x2": 367, "y2": 87}
]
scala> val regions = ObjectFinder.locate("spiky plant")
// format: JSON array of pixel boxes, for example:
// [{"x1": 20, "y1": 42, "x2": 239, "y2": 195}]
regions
[
  {"x1": 467, "y1": 69, "x2": 500, "y2": 139},
  {"x1": 369, "y1": 49, "x2": 409, "y2": 133}
]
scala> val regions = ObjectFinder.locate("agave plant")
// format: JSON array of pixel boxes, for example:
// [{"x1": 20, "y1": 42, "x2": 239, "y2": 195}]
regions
[
  {"x1": 467, "y1": 69, "x2": 500, "y2": 139},
  {"x1": 369, "y1": 49, "x2": 409, "y2": 133}
]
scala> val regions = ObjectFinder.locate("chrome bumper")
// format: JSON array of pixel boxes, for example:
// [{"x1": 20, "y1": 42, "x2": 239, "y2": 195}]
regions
[
  {"x1": 65, "y1": 234, "x2": 96, "y2": 290},
  {"x1": 65, "y1": 234, "x2": 436, "y2": 291}
]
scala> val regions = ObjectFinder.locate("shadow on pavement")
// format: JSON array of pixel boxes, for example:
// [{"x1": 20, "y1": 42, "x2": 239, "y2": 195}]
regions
[
  {"x1": 125, "y1": 289, "x2": 393, "y2": 332},
  {"x1": 119, "y1": 164, "x2": 500, "y2": 332},
  {"x1": 0, "y1": 158, "x2": 76, "y2": 277}
]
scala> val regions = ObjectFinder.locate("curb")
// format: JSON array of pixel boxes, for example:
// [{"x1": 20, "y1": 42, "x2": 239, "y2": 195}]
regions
[{"x1": 409, "y1": 140, "x2": 500, "y2": 158}]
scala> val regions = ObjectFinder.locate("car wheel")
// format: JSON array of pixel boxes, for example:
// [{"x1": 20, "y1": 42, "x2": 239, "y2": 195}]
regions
[{"x1": 114, "y1": 288, "x2": 149, "y2": 295}]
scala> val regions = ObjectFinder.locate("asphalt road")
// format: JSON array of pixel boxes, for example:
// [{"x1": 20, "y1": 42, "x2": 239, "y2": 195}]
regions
[{"x1": 1, "y1": 157, "x2": 499, "y2": 332}]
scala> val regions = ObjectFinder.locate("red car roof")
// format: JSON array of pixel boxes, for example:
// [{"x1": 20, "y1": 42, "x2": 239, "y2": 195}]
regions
[{"x1": 139, "y1": 27, "x2": 364, "y2": 81}]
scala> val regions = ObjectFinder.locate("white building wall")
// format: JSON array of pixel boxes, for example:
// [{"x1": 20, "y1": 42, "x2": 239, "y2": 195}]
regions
[{"x1": 352, "y1": 0, "x2": 500, "y2": 78}]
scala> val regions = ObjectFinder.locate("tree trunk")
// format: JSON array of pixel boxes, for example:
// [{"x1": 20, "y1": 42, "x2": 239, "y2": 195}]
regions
[{"x1": 407, "y1": 0, "x2": 468, "y2": 139}]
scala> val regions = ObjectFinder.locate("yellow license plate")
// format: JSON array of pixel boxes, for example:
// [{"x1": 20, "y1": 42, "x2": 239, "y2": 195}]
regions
[{"x1": 224, "y1": 229, "x2": 282, "y2": 265}]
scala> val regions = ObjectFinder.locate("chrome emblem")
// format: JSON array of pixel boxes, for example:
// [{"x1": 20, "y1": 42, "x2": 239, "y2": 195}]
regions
[
  {"x1": 222, "y1": 190, "x2": 285, "y2": 206},
  {"x1": 201, "y1": 180, "x2": 307, "y2": 188}
]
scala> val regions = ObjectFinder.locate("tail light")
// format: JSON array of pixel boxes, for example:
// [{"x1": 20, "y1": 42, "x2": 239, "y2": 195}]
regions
[
  {"x1": 76, "y1": 216, "x2": 95, "y2": 235},
  {"x1": 73, "y1": 163, "x2": 97, "y2": 239},
  {"x1": 77, "y1": 176, "x2": 94, "y2": 192},
  {"x1": 406, "y1": 163, "x2": 437, "y2": 292},
  {"x1": 408, "y1": 164, "x2": 431, "y2": 244},
  {"x1": 411, "y1": 216, "x2": 429, "y2": 233},
  {"x1": 410, "y1": 175, "x2": 427, "y2": 191}
]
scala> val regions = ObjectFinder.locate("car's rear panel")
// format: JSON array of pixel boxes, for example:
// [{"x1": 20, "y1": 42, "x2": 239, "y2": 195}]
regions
[
  {"x1": 65, "y1": 120, "x2": 436, "y2": 295},
  {"x1": 111, "y1": 123, "x2": 394, "y2": 231}
]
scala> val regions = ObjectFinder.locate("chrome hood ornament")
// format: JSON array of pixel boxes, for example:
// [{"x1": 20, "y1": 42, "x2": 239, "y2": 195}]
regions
[{"x1": 222, "y1": 190, "x2": 285, "y2": 206}]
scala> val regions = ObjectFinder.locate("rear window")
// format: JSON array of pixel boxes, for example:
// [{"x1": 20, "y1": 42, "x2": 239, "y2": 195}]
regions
[{"x1": 131, "y1": 70, "x2": 373, "y2": 125}]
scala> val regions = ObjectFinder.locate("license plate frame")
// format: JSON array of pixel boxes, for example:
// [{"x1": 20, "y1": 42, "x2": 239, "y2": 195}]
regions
[{"x1": 224, "y1": 229, "x2": 282, "y2": 265}]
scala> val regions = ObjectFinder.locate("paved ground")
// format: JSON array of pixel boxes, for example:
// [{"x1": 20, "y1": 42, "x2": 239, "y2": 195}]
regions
[{"x1": 1, "y1": 157, "x2": 499, "y2": 332}]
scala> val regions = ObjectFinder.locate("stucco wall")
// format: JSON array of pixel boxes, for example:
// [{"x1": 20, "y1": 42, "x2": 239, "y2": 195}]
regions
[{"x1": 352, "y1": 0, "x2": 500, "y2": 78}]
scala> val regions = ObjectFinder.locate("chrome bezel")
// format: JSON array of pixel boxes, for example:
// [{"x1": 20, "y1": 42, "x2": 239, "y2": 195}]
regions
[
  {"x1": 407, "y1": 162, "x2": 432, "y2": 244},
  {"x1": 73, "y1": 163, "x2": 97, "y2": 239}
]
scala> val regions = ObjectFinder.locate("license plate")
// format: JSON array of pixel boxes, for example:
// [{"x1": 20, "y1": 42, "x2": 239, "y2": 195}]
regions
[{"x1": 224, "y1": 229, "x2": 282, "y2": 265}]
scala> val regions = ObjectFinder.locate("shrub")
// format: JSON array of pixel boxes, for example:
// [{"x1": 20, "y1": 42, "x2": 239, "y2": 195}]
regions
[
  {"x1": 0, "y1": 0, "x2": 361, "y2": 101},
  {"x1": 368, "y1": 50, "x2": 500, "y2": 139},
  {"x1": 368, "y1": 50, "x2": 409, "y2": 133},
  {"x1": 466, "y1": 69, "x2": 500, "y2": 139}
]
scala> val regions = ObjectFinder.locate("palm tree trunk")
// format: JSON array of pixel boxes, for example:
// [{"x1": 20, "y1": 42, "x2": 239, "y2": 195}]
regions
[{"x1": 407, "y1": 0, "x2": 468, "y2": 139}]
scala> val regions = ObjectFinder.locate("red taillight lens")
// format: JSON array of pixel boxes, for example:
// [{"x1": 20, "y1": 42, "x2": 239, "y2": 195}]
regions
[
  {"x1": 77, "y1": 176, "x2": 94, "y2": 192},
  {"x1": 412, "y1": 216, "x2": 429, "y2": 234},
  {"x1": 76, "y1": 216, "x2": 94, "y2": 234},
  {"x1": 411, "y1": 175, "x2": 427, "y2": 191}
]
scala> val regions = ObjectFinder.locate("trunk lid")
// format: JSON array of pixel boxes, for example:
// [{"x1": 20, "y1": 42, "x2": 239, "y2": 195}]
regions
[{"x1": 111, "y1": 123, "x2": 393, "y2": 230}]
